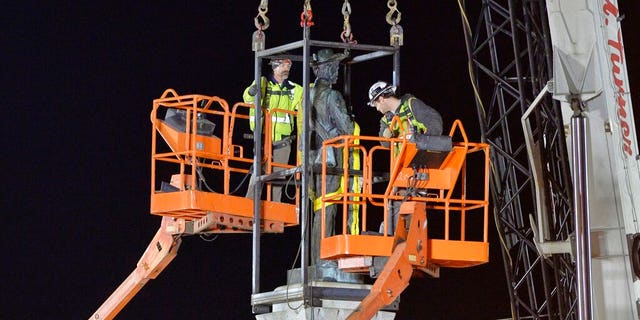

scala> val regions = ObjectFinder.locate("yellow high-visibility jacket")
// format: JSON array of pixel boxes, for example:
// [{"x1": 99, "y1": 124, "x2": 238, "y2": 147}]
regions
[{"x1": 243, "y1": 76, "x2": 303, "y2": 142}]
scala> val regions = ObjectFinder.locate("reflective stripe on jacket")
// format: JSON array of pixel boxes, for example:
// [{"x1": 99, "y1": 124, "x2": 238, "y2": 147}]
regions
[{"x1": 243, "y1": 76, "x2": 303, "y2": 142}]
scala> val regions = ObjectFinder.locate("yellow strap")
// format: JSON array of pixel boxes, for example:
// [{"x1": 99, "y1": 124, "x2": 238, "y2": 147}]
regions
[
  {"x1": 312, "y1": 122, "x2": 362, "y2": 235},
  {"x1": 350, "y1": 123, "x2": 361, "y2": 235}
]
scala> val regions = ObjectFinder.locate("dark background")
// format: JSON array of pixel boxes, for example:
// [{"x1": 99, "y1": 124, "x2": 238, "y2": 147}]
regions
[{"x1": 3, "y1": 1, "x2": 638, "y2": 319}]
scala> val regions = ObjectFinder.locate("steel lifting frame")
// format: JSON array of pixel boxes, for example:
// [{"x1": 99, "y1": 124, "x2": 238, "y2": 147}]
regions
[{"x1": 249, "y1": 23, "x2": 400, "y2": 313}]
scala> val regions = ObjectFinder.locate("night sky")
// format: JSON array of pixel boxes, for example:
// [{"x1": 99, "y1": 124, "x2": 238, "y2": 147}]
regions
[{"x1": 4, "y1": 1, "x2": 639, "y2": 319}]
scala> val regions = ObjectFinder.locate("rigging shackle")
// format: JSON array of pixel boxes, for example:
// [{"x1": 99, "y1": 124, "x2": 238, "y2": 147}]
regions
[
  {"x1": 252, "y1": 30, "x2": 265, "y2": 52},
  {"x1": 340, "y1": 0, "x2": 356, "y2": 43},
  {"x1": 300, "y1": 0, "x2": 315, "y2": 27},
  {"x1": 252, "y1": 0, "x2": 269, "y2": 51}
]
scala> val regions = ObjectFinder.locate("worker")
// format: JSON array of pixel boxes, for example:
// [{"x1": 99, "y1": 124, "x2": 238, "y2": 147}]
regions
[
  {"x1": 368, "y1": 81, "x2": 443, "y2": 143},
  {"x1": 367, "y1": 81, "x2": 443, "y2": 234},
  {"x1": 243, "y1": 57, "x2": 303, "y2": 202},
  {"x1": 309, "y1": 48, "x2": 357, "y2": 267}
]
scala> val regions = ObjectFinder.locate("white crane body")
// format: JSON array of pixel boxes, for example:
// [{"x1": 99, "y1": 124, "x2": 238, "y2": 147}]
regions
[{"x1": 546, "y1": 0, "x2": 640, "y2": 317}]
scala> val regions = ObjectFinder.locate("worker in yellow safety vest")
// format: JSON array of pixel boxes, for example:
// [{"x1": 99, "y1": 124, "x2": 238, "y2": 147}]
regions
[
  {"x1": 244, "y1": 58, "x2": 303, "y2": 202},
  {"x1": 368, "y1": 81, "x2": 443, "y2": 142}
]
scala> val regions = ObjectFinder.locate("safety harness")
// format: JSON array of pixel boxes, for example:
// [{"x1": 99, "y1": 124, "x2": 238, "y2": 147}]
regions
[
  {"x1": 382, "y1": 95, "x2": 427, "y2": 136},
  {"x1": 245, "y1": 76, "x2": 302, "y2": 142}
]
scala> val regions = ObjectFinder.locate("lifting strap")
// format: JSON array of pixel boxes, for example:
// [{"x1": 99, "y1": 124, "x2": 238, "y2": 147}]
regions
[{"x1": 313, "y1": 122, "x2": 362, "y2": 235}]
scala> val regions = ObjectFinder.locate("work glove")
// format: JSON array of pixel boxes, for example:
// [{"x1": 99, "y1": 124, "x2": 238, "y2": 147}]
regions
[
  {"x1": 248, "y1": 84, "x2": 258, "y2": 96},
  {"x1": 382, "y1": 127, "x2": 393, "y2": 138}
]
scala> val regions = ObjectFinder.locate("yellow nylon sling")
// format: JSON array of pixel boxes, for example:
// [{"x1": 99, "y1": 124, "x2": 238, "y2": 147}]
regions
[{"x1": 313, "y1": 122, "x2": 362, "y2": 235}]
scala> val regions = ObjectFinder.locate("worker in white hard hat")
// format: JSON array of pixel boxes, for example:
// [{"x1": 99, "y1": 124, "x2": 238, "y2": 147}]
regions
[
  {"x1": 244, "y1": 57, "x2": 303, "y2": 202},
  {"x1": 368, "y1": 81, "x2": 443, "y2": 146},
  {"x1": 367, "y1": 81, "x2": 443, "y2": 234}
]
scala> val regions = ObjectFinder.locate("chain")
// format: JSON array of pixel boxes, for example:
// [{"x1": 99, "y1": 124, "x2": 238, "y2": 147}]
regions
[
  {"x1": 254, "y1": 0, "x2": 270, "y2": 31},
  {"x1": 340, "y1": 0, "x2": 356, "y2": 43},
  {"x1": 385, "y1": 0, "x2": 401, "y2": 26}
]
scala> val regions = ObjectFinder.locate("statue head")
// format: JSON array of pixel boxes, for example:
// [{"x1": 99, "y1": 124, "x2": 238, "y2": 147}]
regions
[{"x1": 311, "y1": 48, "x2": 348, "y2": 84}]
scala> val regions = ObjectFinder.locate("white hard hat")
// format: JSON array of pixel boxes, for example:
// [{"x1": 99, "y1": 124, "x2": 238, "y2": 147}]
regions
[{"x1": 368, "y1": 81, "x2": 396, "y2": 106}]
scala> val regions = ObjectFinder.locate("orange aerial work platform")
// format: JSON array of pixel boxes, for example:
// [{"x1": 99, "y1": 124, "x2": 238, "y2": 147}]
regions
[
  {"x1": 91, "y1": 89, "x2": 302, "y2": 320},
  {"x1": 315, "y1": 119, "x2": 490, "y2": 319},
  {"x1": 150, "y1": 89, "x2": 299, "y2": 233},
  {"x1": 319, "y1": 120, "x2": 490, "y2": 266}
]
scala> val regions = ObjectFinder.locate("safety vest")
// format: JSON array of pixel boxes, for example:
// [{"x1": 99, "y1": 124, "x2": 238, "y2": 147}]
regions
[
  {"x1": 243, "y1": 76, "x2": 303, "y2": 142},
  {"x1": 381, "y1": 95, "x2": 428, "y2": 136}
]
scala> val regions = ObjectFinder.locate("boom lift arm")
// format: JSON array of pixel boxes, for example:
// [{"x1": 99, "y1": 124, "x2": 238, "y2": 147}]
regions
[
  {"x1": 91, "y1": 217, "x2": 182, "y2": 320},
  {"x1": 90, "y1": 90, "x2": 300, "y2": 319},
  {"x1": 347, "y1": 202, "x2": 429, "y2": 320}
]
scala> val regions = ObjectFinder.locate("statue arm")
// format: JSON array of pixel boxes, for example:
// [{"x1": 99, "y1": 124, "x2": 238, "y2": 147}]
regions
[{"x1": 327, "y1": 90, "x2": 354, "y2": 136}]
